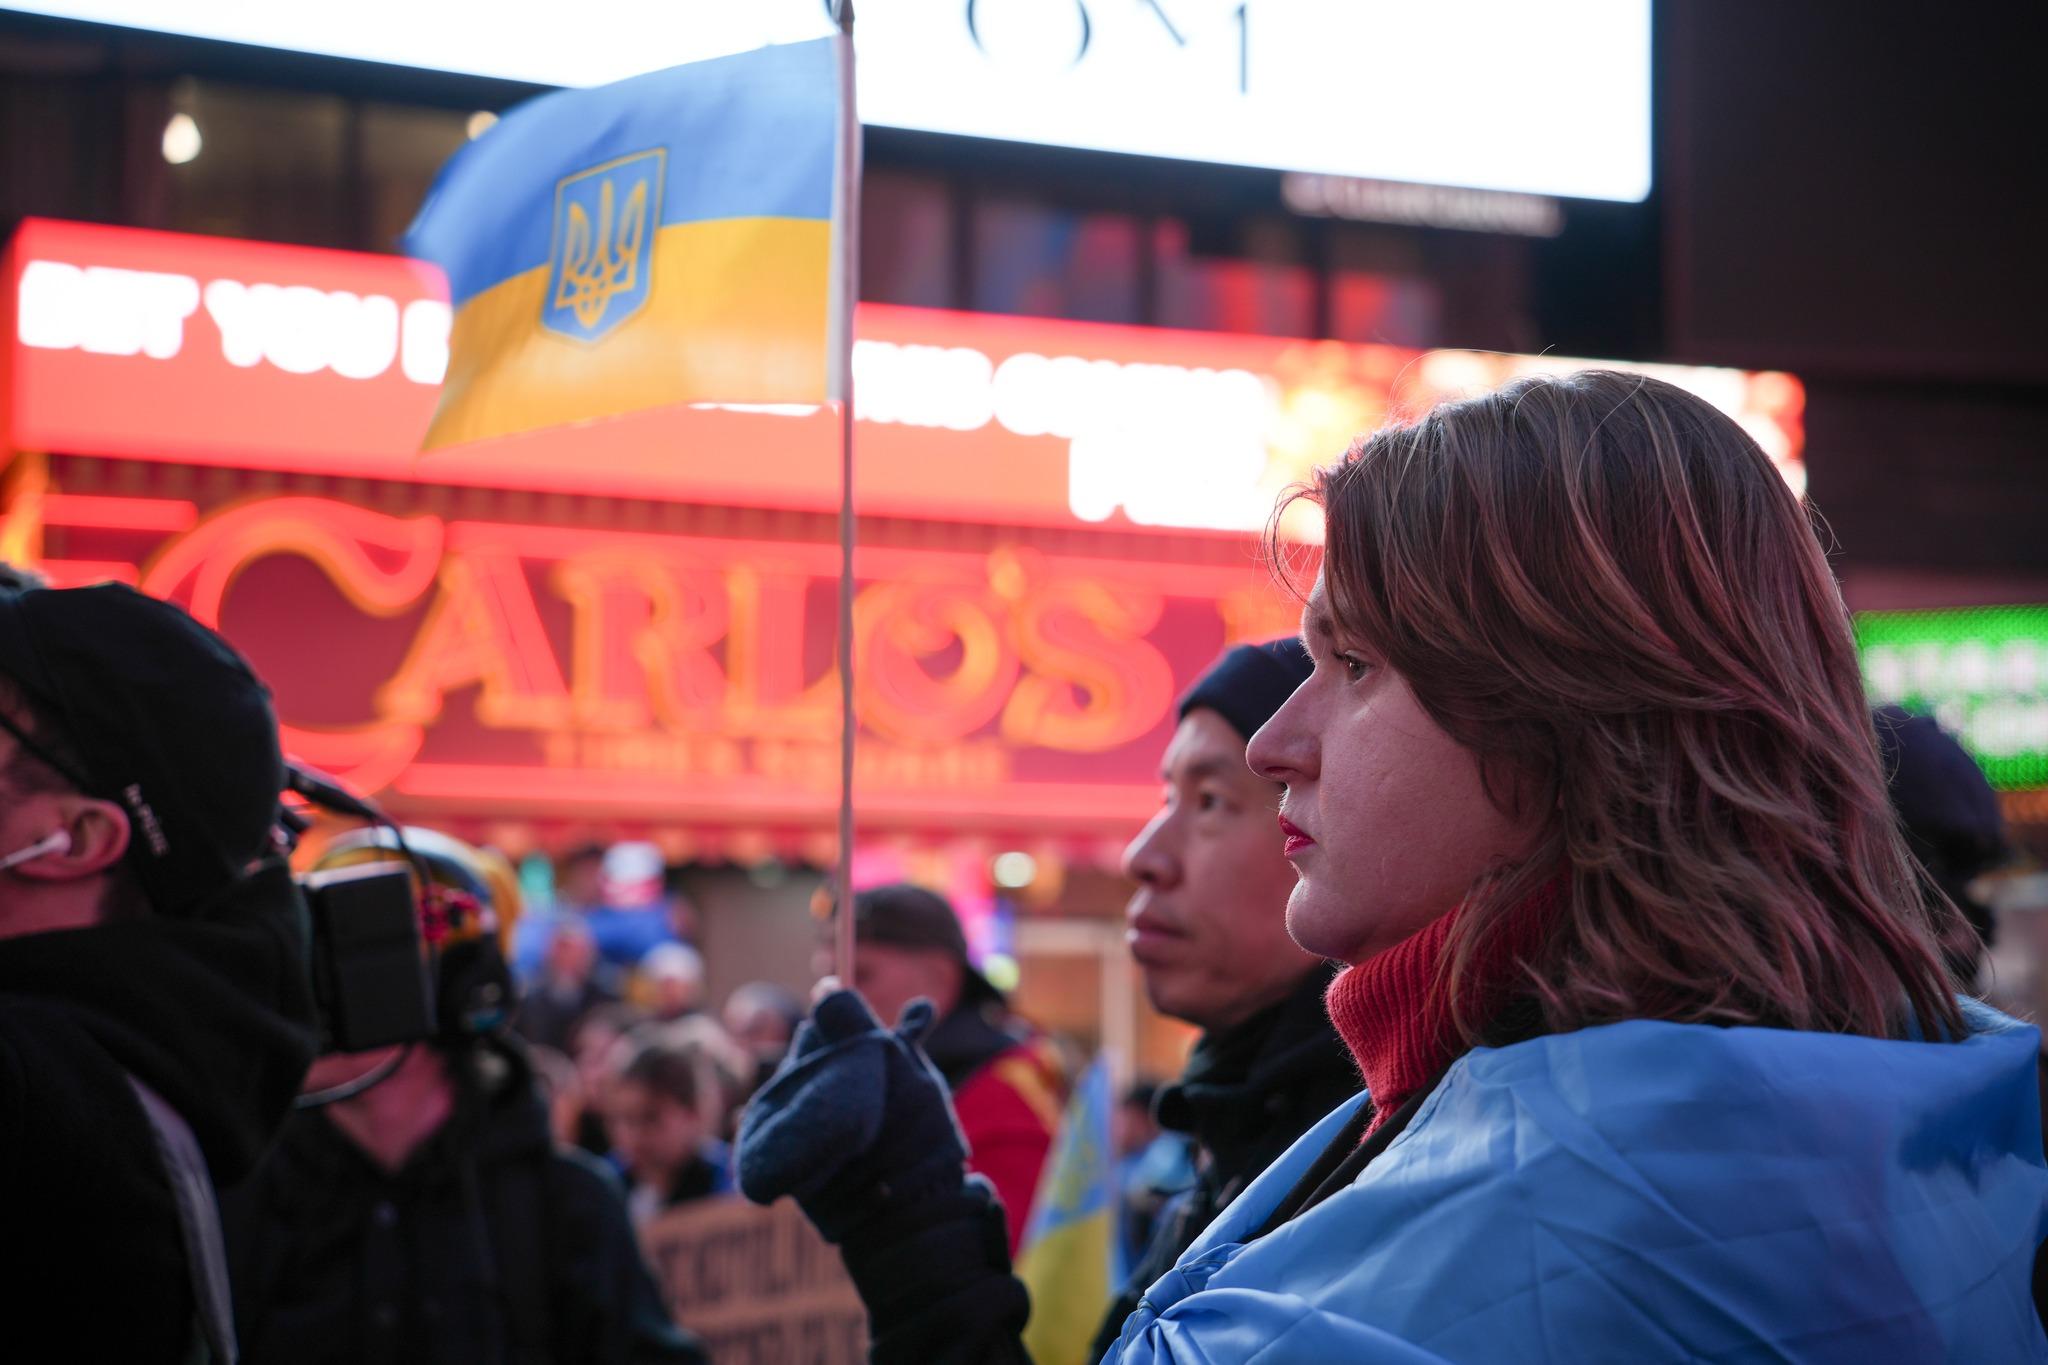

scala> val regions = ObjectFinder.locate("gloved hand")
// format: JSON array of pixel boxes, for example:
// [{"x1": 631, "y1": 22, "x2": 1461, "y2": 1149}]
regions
[{"x1": 736, "y1": 987, "x2": 970, "y2": 1243}]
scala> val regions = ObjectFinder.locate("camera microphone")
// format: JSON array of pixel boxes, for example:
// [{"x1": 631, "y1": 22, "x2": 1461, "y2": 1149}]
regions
[{"x1": 284, "y1": 761, "x2": 385, "y2": 823}]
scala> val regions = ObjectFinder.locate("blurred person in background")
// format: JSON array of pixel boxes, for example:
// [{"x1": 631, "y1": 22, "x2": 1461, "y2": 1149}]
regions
[
  {"x1": 723, "y1": 979, "x2": 805, "y2": 1094},
  {"x1": 606, "y1": 1026, "x2": 735, "y2": 1226},
  {"x1": 1112, "y1": 1080, "x2": 1192, "y2": 1278},
  {"x1": 518, "y1": 914, "x2": 618, "y2": 1052},
  {"x1": 842, "y1": 882, "x2": 1068, "y2": 1256},
  {"x1": 221, "y1": 826, "x2": 700, "y2": 1365},
  {"x1": 510, "y1": 841, "x2": 607, "y2": 983},
  {"x1": 672, "y1": 1010, "x2": 760, "y2": 1143},
  {"x1": 638, "y1": 940, "x2": 706, "y2": 1020},
  {"x1": 557, "y1": 842, "x2": 608, "y2": 912},
  {"x1": 527, "y1": 1043, "x2": 588, "y2": 1150},
  {"x1": 1873, "y1": 704, "x2": 2011, "y2": 988},
  {"x1": 588, "y1": 842, "x2": 679, "y2": 976},
  {"x1": 568, "y1": 1001, "x2": 646, "y2": 1157}
]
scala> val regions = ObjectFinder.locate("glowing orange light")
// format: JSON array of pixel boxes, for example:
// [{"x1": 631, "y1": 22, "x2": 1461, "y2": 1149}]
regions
[{"x1": 41, "y1": 494, "x2": 198, "y2": 532}]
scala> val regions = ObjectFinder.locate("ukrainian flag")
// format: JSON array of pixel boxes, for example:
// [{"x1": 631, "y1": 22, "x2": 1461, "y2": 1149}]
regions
[
  {"x1": 404, "y1": 37, "x2": 842, "y2": 449},
  {"x1": 1016, "y1": 1056, "x2": 1121, "y2": 1365}
]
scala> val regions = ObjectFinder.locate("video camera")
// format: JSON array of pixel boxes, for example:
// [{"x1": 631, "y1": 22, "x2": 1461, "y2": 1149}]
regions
[{"x1": 282, "y1": 763, "x2": 436, "y2": 1055}]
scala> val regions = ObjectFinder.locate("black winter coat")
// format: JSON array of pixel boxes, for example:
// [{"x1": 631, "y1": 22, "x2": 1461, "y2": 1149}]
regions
[
  {"x1": 0, "y1": 866, "x2": 320, "y2": 1362},
  {"x1": 221, "y1": 1040, "x2": 704, "y2": 1365},
  {"x1": 1088, "y1": 963, "x2": 1355, "y2": 1361}
]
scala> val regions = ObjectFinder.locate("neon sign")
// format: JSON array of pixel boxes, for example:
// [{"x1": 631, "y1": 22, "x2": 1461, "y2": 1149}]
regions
[
  {"x1": 38, "y1": 491, "x2": 1291, "y2": 831},
  {"x1": 7, "y1": 219, "x2": 1806, "y2": 537},
  {"x1": 17, "y1": 257, "x2": 451, "y2": 383},
  {"x1": 1858, "y1": 605, "x2": 2048, "y2": 791}
]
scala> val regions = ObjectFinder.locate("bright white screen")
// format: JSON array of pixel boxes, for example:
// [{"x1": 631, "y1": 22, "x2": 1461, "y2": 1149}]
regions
[{"x1": 4, "y1": 0, "x2": 1651, "y2": 201}]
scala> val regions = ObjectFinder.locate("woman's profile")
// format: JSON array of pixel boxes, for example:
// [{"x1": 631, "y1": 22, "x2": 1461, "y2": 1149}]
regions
[{"x1": 738, "y1": 370, "x2": 2048, "y2": 1364}]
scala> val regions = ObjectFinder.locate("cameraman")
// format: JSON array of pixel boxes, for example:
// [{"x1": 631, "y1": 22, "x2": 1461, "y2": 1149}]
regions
[
  {"x1": 220, "y1": 825, "x2": 704, "y2": 1365},
  {"x1": 0, "y1": 579, "x2": 320, "y2": 1361}
]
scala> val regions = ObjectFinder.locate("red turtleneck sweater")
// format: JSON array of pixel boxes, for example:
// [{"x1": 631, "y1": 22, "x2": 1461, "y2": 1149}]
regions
[{"x1": 1325, "y1": 878, "x2": 1561, "y2": 1135}]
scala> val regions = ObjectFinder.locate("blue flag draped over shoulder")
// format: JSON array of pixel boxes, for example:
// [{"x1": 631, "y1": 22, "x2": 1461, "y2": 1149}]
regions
[{"x1": 404, "y1": 37, "x2": 842, "y2": 449}]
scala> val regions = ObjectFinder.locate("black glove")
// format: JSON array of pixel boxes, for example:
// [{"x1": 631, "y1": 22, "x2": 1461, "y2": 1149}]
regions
[{"x1": 736, "y1": 989, "x2": 969, "y2": 1242}]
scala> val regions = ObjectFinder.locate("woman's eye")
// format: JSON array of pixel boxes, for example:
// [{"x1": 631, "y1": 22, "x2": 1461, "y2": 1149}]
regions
[
  {"x1": 1339, "y1": 653, "x2": 1371, "y2": 682},
  {"x1": 1196, "y1": 791, "x2": 1223, "y2": 813}
]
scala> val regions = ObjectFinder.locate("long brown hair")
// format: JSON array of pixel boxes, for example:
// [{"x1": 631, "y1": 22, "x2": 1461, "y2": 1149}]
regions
[{"x1": 1278, "y1": 370, "x2": 1963, "y2": 1042}]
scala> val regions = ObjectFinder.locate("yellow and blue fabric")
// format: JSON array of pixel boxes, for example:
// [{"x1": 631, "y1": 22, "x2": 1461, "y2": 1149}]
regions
[
  {"x1": 403, "y1": 38, "x2": 838, "y2": 448},
  {"x1": 1016, "y1": 1055, "x2": 1120, "y2": 1365},
  {"x1": 1103, "y1": 997, "x2": 2048, "y2": 1362}
]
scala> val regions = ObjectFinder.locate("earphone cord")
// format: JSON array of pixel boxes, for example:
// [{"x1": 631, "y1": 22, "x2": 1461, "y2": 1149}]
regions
[{"x1": 293, "y1": 1043, "x2": 415, "y2": 1109}]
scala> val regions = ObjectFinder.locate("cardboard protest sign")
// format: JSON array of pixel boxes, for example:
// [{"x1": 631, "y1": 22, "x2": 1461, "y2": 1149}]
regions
[{"x1": 642, "y1": 1196, "x2": 867, "y2": 1364}]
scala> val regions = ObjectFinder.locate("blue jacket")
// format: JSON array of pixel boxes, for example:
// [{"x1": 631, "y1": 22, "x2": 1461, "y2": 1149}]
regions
[{"x1": 1106, "y1": 999, "x2": 2048, "y2": 1363}]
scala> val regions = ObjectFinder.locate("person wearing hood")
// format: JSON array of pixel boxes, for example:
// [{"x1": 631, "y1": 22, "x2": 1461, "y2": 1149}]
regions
[
  {"x1": 0, "y1": 579, "x2": 321, "y2": 1362},
  {"x1": 735, "y1": 372, "x2": 2048, "y2": 1363},
  {"x1": 220, "y1": 826, "x2": 703, "y2": 1365}
]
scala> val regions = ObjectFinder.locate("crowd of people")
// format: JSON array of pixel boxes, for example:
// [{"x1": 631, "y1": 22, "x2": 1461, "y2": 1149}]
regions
[{"x1": 2, "y1": 367, "x2": 2043, "y2": 1363}]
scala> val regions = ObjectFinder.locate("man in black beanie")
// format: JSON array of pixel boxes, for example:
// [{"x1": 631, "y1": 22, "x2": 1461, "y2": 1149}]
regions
[
  {"x1": 736, "y1": 639, "x2": 1352, "y2": 1364},
  {"x1": 1093, "y1": 638, "x2": 1357, "y2": 1358},
  {"x1": 0, "y1": 578, "x2": 319, "y2": 1361}
]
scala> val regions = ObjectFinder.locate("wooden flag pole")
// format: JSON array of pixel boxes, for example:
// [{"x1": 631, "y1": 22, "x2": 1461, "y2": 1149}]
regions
[{"x1": 830, "y1": 0, "x2": 861, "y2": 990}]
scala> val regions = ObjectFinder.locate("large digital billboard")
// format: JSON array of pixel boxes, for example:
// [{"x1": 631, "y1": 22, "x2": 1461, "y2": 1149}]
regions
[
  {"x1": 5, "y1": 219, "x2": 1798, "y2": 545},
  {"x1": 1, "y1": 1, "x2": 1652, "y2": 202}
]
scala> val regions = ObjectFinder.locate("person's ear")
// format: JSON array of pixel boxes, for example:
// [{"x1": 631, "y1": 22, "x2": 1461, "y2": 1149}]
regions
[{"x1": 29, "y1": 796, "x2": 131, "y2": 879}]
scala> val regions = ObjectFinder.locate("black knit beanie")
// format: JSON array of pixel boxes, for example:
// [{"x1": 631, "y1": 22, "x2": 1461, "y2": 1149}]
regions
[{"x1": 1177, "y1": 638, "x2": 1313, "y2": 741}]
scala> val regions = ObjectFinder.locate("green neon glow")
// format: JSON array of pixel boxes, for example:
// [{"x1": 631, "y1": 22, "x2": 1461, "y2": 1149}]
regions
[{"x1": 1855, "y1": 604, "x2": 2048, "y2": 791}]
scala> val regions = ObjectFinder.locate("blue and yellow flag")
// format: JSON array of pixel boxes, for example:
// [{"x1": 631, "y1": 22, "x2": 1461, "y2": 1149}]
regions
[
  {"x1": 404, "y1": 37, "x2": 843, "y2": 449},
  {"x1": 1016, "y1": 1056, "x2": 1121, "y2": 1365}
]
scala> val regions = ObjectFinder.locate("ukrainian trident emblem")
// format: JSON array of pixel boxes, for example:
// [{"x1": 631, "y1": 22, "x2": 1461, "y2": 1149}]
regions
[{"x1": 544, "y1": 148, "x2": 666, "y2": 342}]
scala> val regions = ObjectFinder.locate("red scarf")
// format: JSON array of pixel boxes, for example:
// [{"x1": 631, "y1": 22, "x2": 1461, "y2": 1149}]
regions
[{"x1": 1325, "y1": 877, "x2": 1561, "y2": 1136}]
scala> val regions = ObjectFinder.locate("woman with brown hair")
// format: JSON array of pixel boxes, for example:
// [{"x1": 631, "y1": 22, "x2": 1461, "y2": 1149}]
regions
[{"x1": 736, "y1": 371, "x2": 2048, "y2": 1363}]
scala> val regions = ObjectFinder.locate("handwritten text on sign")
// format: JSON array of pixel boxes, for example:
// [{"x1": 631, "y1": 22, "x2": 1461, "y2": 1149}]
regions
[{"x1": 642, "y1": 1197, "x2": 866, "y2": 1365}]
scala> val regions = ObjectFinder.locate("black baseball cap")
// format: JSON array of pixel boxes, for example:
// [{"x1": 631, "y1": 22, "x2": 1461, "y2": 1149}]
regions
[
  {"x1": 1178, "y1": 637, "x2": 1314, "y2": 742},
  {"x1": 851, "y1": 882, "x2": 1003, "y2": 1006},
  {"x1": 0, "y1": 582, "x2": 285, "y2": 917}
]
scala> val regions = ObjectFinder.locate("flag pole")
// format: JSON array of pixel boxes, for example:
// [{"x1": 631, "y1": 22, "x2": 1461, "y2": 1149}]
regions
[{"x1": 829, "y1": 0, "x2": 862, "y2": 990}]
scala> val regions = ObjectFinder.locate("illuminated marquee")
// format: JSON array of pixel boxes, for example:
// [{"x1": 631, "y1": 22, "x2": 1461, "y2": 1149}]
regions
[
  {"x1": 1, "y1": 219, "x2": 1823, "y2": 838},
  {"x1": 7, "y1": 219, "x2": 1806, "y2": 538},
  {"x1": 34, "y1": 490, "x2": 1292, "y2": 834}
]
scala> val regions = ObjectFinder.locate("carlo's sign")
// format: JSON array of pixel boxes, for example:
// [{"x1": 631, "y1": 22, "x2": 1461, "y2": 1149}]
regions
[{"x1": 60, "y1": 493, "x2": 1292, "y2": 831}]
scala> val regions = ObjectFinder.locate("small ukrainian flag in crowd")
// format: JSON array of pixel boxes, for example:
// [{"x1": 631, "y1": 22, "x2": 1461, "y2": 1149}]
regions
[
  {"x1": 1016, "y1": 1056, "x2": 1121, "y2": 1365},
  {"x1": 404, "y1": 37, "x2": 845, "y2": 449}
]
